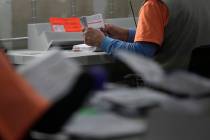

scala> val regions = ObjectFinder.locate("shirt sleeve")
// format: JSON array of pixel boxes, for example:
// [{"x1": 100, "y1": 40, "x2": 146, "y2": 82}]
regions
[
  {"x1": 134, "y1": 1, "x2": 168, "y2": 45},
  {"x1": 101, "y1": 36, "x2": 158, "y2": 57},
  {"x1": 127, "y1": 28, "x2": 136, "y2": 43}
]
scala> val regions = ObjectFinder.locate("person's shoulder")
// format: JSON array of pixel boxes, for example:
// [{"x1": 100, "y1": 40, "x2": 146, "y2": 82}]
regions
[
  {"x1": 146, "y1": 0, "x2": 160, "y2": 4},
  {"x1": 145, "y1": 0, "x2": 167, "y2": 5},
  {"x1": 144, "y1": 0, "x2": 160, "y2": 7},
  {"x1": 144, "y1": 0, "x2": 168, "y2": 9}
]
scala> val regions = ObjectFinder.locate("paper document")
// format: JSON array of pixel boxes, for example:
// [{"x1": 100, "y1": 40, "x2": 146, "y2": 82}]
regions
[
  {"x1": 18, "y1": 50, "x2": 82, "y2": 101},
  {"x1": 72, "y1": 44, "x2": 96, "y2": 52},
  {"x1": 92, "y1": 88, "x2": 167, "y2": 110},
  {"x1": 115, "y1": 51, "x2": 210, "y2": 98},
  {"x1": 49, "y1": 17, "x2": 82, "y2": 32},
  {"x1": 80, "y1": 14, "x2": 105, "y2": 29},
  {"x1": 64, "y1": 112, "x2": 146, "y2": 139},
  {"x1": 92, "y1": 87, "x2": 210, "y2": 115}
]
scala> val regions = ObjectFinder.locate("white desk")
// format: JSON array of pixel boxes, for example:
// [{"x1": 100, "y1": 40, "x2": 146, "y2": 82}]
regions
[{"x1": 7, "y1": 49, "x2": 114, "y2": 65}]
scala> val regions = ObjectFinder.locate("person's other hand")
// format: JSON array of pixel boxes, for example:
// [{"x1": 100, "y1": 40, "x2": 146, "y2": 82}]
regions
[
  {"x1": 101, "y1": 24, "x2": 129, "y2": 41},
  {"x1": 84, "y1": 28, "x2": 105, "y2": 47}
]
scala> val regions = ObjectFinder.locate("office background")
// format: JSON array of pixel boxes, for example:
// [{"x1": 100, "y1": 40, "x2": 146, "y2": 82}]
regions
[{"x1": 0, "y1": 0, "x2": 143, "y2": 49}]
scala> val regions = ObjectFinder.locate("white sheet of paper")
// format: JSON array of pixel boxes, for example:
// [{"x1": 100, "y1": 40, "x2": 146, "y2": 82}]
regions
[
  {"x1": 18, "y1": 50, "x2": 82, "y2": 101},
  {"x1": 81, "y1": 14, "x2": 105, "y2": 29},
  {"x1": 115, "y1": 51, "x2": 210, "y2": 97},
  {"x1": 72, "y1": 44, "x2": 96, "y2": 52}
]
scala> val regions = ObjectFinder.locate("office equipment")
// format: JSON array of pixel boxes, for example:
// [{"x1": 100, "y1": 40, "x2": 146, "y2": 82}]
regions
[
  {"x1": 28, "y1": 23, "x2": 84, "y2": 51},
  {"x1": 28, "y1": 17, "x2": 135, "y2": 51},
  {"x1": 8, "y1": 18, "x2": 135, "y2": 65}
]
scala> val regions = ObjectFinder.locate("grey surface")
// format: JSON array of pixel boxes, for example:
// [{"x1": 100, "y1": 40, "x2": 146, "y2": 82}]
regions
[
  {"x1": 7, "y1": 49, "x2": 113, "y2": 65},
  {"x1": 145, "y1": 108, "x2": 210, "y2": 140},
  {"x1": 64, "y1": 112, "x2": 147, "y2": 139}
]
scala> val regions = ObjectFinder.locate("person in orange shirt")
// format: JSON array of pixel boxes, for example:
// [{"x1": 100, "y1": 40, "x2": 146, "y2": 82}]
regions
[
  {"x1": 85, "y1": 0, "x2": 210, "y2": 70},
  {"x1": 84, "y1": 0, "x2": 168, "y2": 58}
]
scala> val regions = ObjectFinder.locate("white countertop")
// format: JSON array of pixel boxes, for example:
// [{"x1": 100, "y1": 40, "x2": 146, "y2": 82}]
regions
[{"x1": 7, "y1": 49, "x2": 114, "y2": 65}]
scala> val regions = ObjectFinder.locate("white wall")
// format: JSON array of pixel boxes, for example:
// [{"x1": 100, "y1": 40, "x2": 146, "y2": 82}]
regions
[
  {"x1": 0, "y1": 0, "x2": 12, "y2": 49},
  {"x1": 93, "y1": 0, "x2": 106, "y2": 15}
]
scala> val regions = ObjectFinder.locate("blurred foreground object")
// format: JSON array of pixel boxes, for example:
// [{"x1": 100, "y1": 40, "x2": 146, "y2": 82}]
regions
[{"x1": 0, "y1": 51, "x2": 49, "y2": 140}]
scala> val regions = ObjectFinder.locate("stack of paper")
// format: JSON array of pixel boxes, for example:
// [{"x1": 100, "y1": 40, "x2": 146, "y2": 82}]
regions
[{"x1": 72, "y1": 44, "x2": 96, "y2": 52}]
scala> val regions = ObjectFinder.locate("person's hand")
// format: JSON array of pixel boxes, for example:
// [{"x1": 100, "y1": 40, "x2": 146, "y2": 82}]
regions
[
  {"x1": 84, "y1": 28, "x2": 105, "y2": 47},
  {"x1": 101, "y1": 24, "x2": 129, "y2": 41}
]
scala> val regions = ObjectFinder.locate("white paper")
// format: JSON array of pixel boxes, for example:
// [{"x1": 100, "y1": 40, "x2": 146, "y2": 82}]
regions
[
  {"x1": 64, "y1": 112, "x2": 146, "y2": 139},
  {"x1": 115, "y1": 51, "x2": 210, "y2": 97},
  {"x1": 115, "y1": 51, "x2": 165, "y2": 84},
  {"x1": 92, "y1": 88, "x2": 168, "y2": 109},
  {"x1": 72, "y1": 44, "x2": 96, "y2": 52},
  {"x1": 81, "y1": 13, "x2": 105, "y2": 29},
  {"x1": 92, "y1": 87, "x2": 210, "y2": 115},
  {"x1": 18, "y1": 49, "x2": 82, "y2": 101}
]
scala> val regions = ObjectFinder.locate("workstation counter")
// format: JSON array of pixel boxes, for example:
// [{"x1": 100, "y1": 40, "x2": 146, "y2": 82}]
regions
[{"x1": 7, "y1": 49, "x2": 114, "y2": 66}]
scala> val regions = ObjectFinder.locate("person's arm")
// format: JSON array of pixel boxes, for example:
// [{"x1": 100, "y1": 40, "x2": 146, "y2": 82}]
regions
[
  {"x1": 101, "y1": 36, "x2": 158, "y2": 58},
  {"x1": 127, "y1": 28, "x2": 136, "y2": 43}
]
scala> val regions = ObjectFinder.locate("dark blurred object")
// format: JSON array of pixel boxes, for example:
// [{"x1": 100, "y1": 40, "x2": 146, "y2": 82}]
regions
[
  {"x1": 189, "y1": 45, "x2": 210, "y2": 78},
  {"x1": 105, "y1": 58, "x2": 144, "y2": 87},
  {"x1": 24, "y1": 67, "x2": 107, "y2": 140},
  {"x1": 0, "y1": 42, "x2": 7, "y2": 53},
  {"x1": 123, "y1": 74, "x2": 144, "y2": 87},
  {"x1": 104, "y1": 59, "x2": 137, "y2": 83},
  {"x1": 29, "y1": 72, "x2": 95, "y2": 134}
]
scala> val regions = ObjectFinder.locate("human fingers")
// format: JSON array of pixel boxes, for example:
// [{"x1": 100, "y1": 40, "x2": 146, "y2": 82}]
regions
[{"x1": 84, "y1": 28, "x2": 95, "y2": 45}]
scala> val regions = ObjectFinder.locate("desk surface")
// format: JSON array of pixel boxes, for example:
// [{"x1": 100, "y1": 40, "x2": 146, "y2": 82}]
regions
[{"x1": 7, "y1": 49, "x2": 114, "y2": 65}]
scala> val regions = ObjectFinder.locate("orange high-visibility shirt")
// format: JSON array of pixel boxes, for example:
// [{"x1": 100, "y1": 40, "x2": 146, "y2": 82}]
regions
[
  {"x1": 0, "y1": 51, "x2": 49, "y2": 140},
  {"x1": 135, "y1": 0, "x2": 169, "y2": 46}
]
